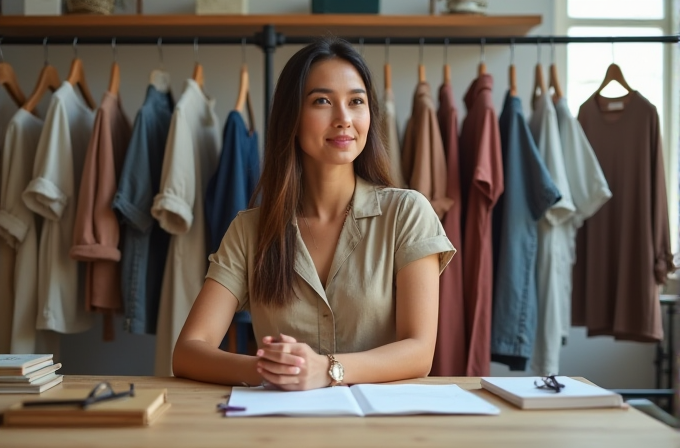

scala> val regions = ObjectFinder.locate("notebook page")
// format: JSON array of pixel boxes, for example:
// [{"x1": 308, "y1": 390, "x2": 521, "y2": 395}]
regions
[
  {"x1": 226, "y1": 386, "x2": 364, "y2": 417},
  {"x1": 350, "y1": 384, "x2": 500, "y2": 416}
]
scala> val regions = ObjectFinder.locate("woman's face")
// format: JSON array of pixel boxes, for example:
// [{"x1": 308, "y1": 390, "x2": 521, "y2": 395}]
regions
[{"x1": 297, "y1": 57, "x2": 370, "y2": 168}]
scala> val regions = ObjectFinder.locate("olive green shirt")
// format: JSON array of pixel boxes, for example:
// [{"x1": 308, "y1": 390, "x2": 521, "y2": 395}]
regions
[{"x1": 206, "y1": 176, "x2": 455, "y2": 355}]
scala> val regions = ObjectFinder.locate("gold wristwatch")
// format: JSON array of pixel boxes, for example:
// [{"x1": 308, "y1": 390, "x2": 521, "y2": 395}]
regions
[{"x1": 327, "y1": 354, "x2": 344, "y2": 386}]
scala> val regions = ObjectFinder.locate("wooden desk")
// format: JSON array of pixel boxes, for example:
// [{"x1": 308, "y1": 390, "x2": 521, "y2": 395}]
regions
[{"x1": 0, "y1": 376, "x2": 678, "y2": 448}]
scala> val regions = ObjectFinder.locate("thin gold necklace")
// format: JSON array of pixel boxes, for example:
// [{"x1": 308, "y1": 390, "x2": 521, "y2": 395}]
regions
[{"x1": 300, "y1": 202, "x2": 352, "y2": 250}]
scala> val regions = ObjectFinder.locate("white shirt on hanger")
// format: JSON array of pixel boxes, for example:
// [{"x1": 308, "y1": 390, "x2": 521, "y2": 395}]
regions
[
  {"x1": 151, "y1": 79, "x2": 221, "y2": 376},
  {"x1": 529, "y1": 93, "x2": 575, "y2": 376},
  {"x1": 22, "y1": 81, "x2": 95, "y2": 334}
]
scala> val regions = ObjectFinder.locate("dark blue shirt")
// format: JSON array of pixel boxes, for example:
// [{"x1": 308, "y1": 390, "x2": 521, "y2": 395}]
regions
[
  {"x1": 491, "y1": 93, "x2": 561, "y2": 370},
  {"x1": 112, "y1": 85, "x2": 174, "y2": 335},
  {"x1": 205, "y1": 111, "x2": 260, "y2": 254}
]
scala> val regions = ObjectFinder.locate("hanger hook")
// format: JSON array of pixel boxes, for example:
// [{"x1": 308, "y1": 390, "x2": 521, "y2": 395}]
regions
[
  {"x1": 480, "y1": 37, "x2": 485, "y2": 63},
  {"x1": 43, "y1": 37, "x2": 50, "y2": 66},
  {"x1": 241, "y1": 37, "x2": 246, "y2": 64},
  {"x1": 157, "y1": 37, "x2": 164, "y2": 65},
  {"x1": 611, "y1": 41, "x2": 615, "y2": 62},
  {"x1": 193, "y1": 38, "x2": 199, "y2": 63},
  {"x1": 385, "y1": 37, "x2": 390, "y2": 64},
  {"x1": 550, "y1": 38, "x2": 555, "y2": 65},
  {"x1": 112, "y1": 37, "x2": 117, "y2": 63},
  {"x1": 419, "y1": 37, "x2": 424, "y2": 65},
  {"x1": 444, "y1": 37, "x2": 449, "y2": 65},
  {"x1": 72, "y1": 37, "x2": 78, "y2": 59},
  {"x1": 510, "y1": 37, "x2": 515, "y2": 65},
  {"x1": 359, "y1": 37, "x2": 364, "y2": 56},
  {"x1": 0, "y1": 37, "x2": 4, "y2": 63},
  {"x1": 536, "y1": 39, "x2": 541, "y2": 63}
]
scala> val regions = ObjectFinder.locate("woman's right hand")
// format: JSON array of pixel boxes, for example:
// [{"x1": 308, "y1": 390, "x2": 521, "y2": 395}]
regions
[{"x1": 256, "y1": 334, "x2": 330, "y2": 391}]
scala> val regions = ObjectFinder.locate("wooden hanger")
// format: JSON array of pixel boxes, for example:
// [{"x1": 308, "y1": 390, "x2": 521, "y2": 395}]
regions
[
  {"x1": 67, "y1": 57, "x2": 97, "y2": 110},
  {"x1": 23, "y1": 63, "x2": 60, "y2": 113},
  {"x1": 384, "y1": 63, "x2": 392, "y2": 91},
  {"x1": 235, "y1": 63, "x2": 255, "y2": 133},
  {"x1": 509, "y1": 64, "x2": 517, "y2": 97},
  {"x1": 192, "y1": 62, "x2": 204, "y2": 89},
  {"x1": 418, "y1": 64, "x2": 426, "y2": 83},
  {"x1": 443, "y1": 64, "x2": 450, "y2": 84},
  {"x1": 107, "y1": 39, "x2": 120, "y2": 95},
  {"x1": 531, "y1": 63, "x2": 546, "y2": 110},
  {"x1": 595, "y1": 63, "x2": 633, "y2": 96},
  {"x1": 477, "y1": 61, "x2": 486, "y2": 76},
  {"x1": 549, "y1": 63, "x2": 563, "y2": 101},
  {"x1": 108, "y1": 62, "x2": 120, "y2": 95},
  {"x1": 0, "y1": 61, "x2": 26, "y2": 107}
]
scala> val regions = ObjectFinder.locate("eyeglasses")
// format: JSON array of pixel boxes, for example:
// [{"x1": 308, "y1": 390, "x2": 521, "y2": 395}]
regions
[
  {"x1": 534, "y1": 375, "x2": 565, "y2": 393},
  {"x1": 22, "y1": 382, "x2": 135, "y2": 409}
]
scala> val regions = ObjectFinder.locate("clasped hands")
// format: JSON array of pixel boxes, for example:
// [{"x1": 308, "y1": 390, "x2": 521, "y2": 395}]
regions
[{"x1": 255, "y1": 334, "x2": 331, "y2": 391}]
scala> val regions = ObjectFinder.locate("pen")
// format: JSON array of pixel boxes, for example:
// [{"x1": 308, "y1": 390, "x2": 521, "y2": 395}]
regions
[{"x1": 217, "y1": 403, "x2": 246, "y2": 412}]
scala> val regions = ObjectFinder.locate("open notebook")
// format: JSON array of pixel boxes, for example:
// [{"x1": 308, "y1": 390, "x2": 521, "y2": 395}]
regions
[{"x1": 226, "y1": 384, "x2": 500, "y2": 417}]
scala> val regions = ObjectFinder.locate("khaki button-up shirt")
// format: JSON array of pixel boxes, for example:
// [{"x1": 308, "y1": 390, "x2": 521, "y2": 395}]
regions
[{"x1": 206, "y1": 176, "x2": 455, "y2": 354}]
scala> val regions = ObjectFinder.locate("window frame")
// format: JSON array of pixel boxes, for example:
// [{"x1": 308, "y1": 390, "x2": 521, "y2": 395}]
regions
[{"x1": 554, "y1": 0, "x2": 680, "y2": 253}]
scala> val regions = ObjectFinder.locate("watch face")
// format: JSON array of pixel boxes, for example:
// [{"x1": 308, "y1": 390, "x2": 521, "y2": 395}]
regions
[{"x1": 331, "y1": 363, "x2": 344, "y2": 381}]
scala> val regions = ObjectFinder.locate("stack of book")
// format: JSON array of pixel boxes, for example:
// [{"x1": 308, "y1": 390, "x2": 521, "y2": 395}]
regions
[{"x1": 0, "y1": 354, "x2": 63, "y2": 393}]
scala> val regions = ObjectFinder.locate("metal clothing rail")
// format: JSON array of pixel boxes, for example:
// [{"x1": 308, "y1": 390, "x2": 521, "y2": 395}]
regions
[{"x1": 2, "y1": 31, "x2": 678, "y2": 130}]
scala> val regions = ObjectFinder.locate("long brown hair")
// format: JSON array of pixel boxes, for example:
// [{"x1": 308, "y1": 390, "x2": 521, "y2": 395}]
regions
[{"x1": 250, "y1": 37, "x2": 392, "y2": 307}]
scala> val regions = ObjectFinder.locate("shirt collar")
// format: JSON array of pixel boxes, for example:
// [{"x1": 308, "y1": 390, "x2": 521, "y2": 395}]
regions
[{"x1": 352, "y1": 175, "x2": 382, "y2": 219}]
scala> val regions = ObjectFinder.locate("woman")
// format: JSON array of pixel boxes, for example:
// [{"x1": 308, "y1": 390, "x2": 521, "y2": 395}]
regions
[{"x1": 173, "y1": 38, "x2": 455, "y2": 390}]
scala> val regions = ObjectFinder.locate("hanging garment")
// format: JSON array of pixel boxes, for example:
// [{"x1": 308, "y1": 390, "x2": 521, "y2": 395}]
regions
[
  {"x1": 70, "y1": 92, "x2": 132, "y2": 341},
  {"x1": 205, "y1": 110, "x2": 259, "y2": 254},
  {"x1": 554, "y1": 98, "x2": 611, "y2": 344},
  {"x1": 491, "y1": 92, "x2": 561, "y2": 371},
  {"x1": 0, "y1": 102, "x2": 21, "y2": 353},
  {"x1": 112, "y1": 85, "x2": 174, "y2": 335},
  {"x1": 529, "y1": 93, "x2": 576, "y2": 376},
  {"x1": 573, "y1": 91, "x2": 673, "y2": 342},
  {"x1": 401, "y1": 82, "x2": 453, "y2": 219},
  {"x1": 458, "y1": 74, "x2": 504, "y2": 376},
  {"x1": 0, "y1": 109, "x2": 44, "y2": 352},
  {"x1": 381, "y1": 88, "x2": 406, "y2": 188},
  {"x1": 22, "y1": 81, "x2": 95, "y2": 334},
  {"x1": 431, "y1": 81, "x2": 465, "y2": 376},
  {"x1": 151, "y1": 79, "x2": 221, "y2": 376}
]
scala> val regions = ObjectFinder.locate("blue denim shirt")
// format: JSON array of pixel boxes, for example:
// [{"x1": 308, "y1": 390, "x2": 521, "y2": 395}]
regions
[
  {"x1": 491, "y1": 93, "x2": 561, "y2": 370},
  {"x1": 205, "y1": 110, "x2": 260, "y2": 254},
  {"x1": 112, "y1": 86, "x2": 174, "y2": 334}
]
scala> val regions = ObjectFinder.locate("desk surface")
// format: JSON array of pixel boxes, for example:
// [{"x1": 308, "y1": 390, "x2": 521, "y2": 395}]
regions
[{"x1": 0, "y1": 376, "x2": 678, "y2": 448}]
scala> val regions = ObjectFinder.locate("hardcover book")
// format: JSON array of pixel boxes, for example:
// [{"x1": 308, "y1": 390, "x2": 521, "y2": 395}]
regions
[
  {"x1": 3, "y1": 388, "x2": 170, "y2": 426},
  {"x1": 480, "y1": 376, "x2": 624, "y2": 410},
  {"x1": 0, "y1": 354, "x2": 53, "y2": 376}
]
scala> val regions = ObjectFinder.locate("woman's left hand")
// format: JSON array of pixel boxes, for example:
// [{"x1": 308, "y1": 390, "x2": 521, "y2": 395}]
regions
[{"x1": 256, "y1": 334, "x2": 330, "y2": 391}]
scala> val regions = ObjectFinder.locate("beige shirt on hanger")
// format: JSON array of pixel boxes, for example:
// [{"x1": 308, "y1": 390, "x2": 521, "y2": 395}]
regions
[
  {"x1": 0, "y1": 109, "x2": 44, "y2": 352},
  {"x1": 152, "y1": 79, "x2": 221, "y2": 376},
  {"x1": 22, "y1": 81, "x2": 95, "y2": 335}
]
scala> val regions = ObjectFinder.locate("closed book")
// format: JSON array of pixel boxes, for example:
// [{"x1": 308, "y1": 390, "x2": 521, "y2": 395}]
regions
[
  {"x1": 0, "y1": 374, "x2": 63, "y2": 394},
  {"x1": 480, "y1": 376, "x2": 624, "y2": 410},
  {"x1": 4, "y1": 388, "x2": 170, "y2": 426},
  {"x1": 0, "y1": 363, "x2": 62, "y2": 383},
  {"x1": 0, "y1": 354, "x2": 53, "y2": 376}
]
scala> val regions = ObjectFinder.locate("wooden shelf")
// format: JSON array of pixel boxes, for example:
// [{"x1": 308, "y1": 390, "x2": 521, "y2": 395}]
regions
[{"x1": 0, "y1": 14, "x2": 541, "y2": 39}]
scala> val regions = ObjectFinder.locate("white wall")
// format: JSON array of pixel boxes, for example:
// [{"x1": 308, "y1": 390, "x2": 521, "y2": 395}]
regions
[{"x1": 0, "y1": 0, "x2": 664, "y2": 389}]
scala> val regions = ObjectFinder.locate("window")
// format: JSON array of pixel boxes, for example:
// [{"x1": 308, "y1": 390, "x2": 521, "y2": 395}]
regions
[{"x1": 557, "y1": 0, "x2": 679, "y2": 254}]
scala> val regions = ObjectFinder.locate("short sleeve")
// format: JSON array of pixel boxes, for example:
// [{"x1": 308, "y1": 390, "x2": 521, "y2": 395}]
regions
[
  {"x1": 151, "y1": 108, "x2": 195, "y2": 235},
  {"x1": 394, "y1": 190, "x2": 456, "y2": 274},
  {"x1": 205, "y1": 211, "x2": 249, "y2": 310}
]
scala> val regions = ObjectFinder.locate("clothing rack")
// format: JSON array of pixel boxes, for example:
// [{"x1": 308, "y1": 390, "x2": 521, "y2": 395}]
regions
[{"x1": 2, "y1": 32, "x2": 678, "y2": 129}]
